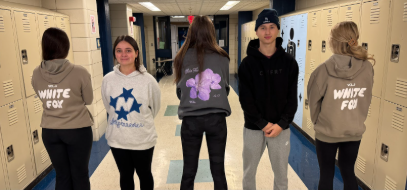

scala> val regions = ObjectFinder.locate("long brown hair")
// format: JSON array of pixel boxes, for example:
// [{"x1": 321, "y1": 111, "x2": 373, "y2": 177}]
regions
[
  {"x1": 113, "y1": 35, "x2": 143, "y2": 73},
  {"x1": 329, "y1": 21, "x2": 375, "y2": 65},
  {"x1": 174, "y1": 16, "x2": 230, "y2": 84}
]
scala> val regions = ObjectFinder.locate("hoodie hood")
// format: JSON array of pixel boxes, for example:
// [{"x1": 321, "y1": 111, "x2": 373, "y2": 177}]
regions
[
  {"x1": 113, "y1": 64, "x2": 147, "y2": 77},
  {"x1": 40, "y1": 59, "x2": 74, "y2": 84},
  {"x1": 247, "y1": 37, "x2": 284, "y2": 59},
  {"x1": 325, "y1": 54, "x2": 365, "y2": 80}
]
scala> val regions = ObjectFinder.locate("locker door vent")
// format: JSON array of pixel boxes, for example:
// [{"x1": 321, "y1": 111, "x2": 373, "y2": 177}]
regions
[
  {"x1": 370, "y1": 7, "x2": 380, "y2": 24},
  {"x1": 8, "y1": 108, "x2": 18, "y2": 126},
  {"x1": 59, "y1": 22, "x2": 66, "y2": 31},
  {"x1": 22, "y1": 17, "x2": 31, "y2": 32},
  {"x1": 356, "y1": 156, "x2": 366, "y2": 173},
  {"x1": 43, "y1": 20, "x2": 50, "y2": 29},
  {"x1": 310, "y1": 59, "x2": 316, "y2": 72},
  {"x1": 3, "y1": 80, "x2": 14, "y2": 97},
  {"x1": 391, "y1": 111, "x2": 404, "y2": 132},
  {"x1": 345, "y1": 11, "x2": 353, "y2": 21},
  {"x1": 34, "y1": 98, "x2": 42, "y2": 113},
  {"x1": 17, "y1": 164, "x2": 27, "y2": 183},
  {"x1": 301, "y1": 19, "x2": 306, "y2": 29},
  {"x1": 327, "y1": 14, "x2": 333, "y2": 27},
  {"x1": 403, "y1": 2, "x2": 407, "y2": 22},
  {"x1": 41, "y1": 149, "x2": 49, "y2": 164},
  {"x1": 0, "y1": 15, "x2": 5, "y2": 32},
  {"x1": 384, "y1": 176, "x2": 397, "y2": 190},
  {"x1": 368, "y1": 106, "x2": 372, "y2": 117},
  {"x1": 307, "y1": 117, "x2": 313, "y2": 130},
  {"x1": 312, "y1": 15, "x2": 318, "y2": 27},
  {"x1": 395, "y1": 78, "x2": 407, "y2": 98}
]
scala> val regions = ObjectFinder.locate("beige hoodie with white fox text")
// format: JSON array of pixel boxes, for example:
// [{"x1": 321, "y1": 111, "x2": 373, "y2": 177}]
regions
[{"x1": 307, "y1": 54, "x2": 374, "y2": 143}]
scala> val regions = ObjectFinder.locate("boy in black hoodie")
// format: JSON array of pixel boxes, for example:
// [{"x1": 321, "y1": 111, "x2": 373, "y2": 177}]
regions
[{"x1": 238, "y1": 9, "x2": 299, "y2": 190}]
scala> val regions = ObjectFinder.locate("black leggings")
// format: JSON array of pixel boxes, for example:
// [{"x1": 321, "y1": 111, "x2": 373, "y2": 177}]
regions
[
  {"x1": 316, "y1": 139, "x2": 361, "y2": 190},
  {"x1": 180, "y1": 113, "x2": 228, "y2": 190},
  {"x1": 110, "y1": 147, "x2": 154, "y2": 190},
  {"x1": 42, "y1": 127, "x2": 93, "y2": 190}
]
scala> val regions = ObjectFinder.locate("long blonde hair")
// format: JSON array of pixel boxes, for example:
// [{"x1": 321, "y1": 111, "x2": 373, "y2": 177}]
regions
[{"x1": 329, "y1": 21, "x2": 375, "y2": 66}]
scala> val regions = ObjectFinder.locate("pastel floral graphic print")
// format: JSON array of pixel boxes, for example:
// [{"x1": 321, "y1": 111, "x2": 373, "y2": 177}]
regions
[{"x1": 186, "y1": 69, "x2": 222, "y2": 101}]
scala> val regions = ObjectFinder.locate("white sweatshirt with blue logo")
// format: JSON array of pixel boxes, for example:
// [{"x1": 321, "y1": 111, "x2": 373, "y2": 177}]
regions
[{"x1": 102, "y1": 64, "x2": 161, "y2": 150}]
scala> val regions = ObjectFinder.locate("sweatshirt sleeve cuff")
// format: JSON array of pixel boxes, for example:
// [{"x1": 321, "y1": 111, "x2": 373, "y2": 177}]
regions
[
  {"x1": 255, "y1": 119, "x2": 269, "y2": 130},
  {"x1": 277, "y1": 119, "x2": 290, "y2": 130}
]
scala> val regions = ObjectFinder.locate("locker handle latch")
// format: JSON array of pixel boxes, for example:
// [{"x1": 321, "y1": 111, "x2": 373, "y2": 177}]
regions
[
  {"x1": 380, "y1": 143, "x2": 389, "y2": 162},
  {"x1": 362, "y1": 43, "x2": 368, "y2": 51},
  {"x1": 305, "y1": 99, "x2": 309, "y2": 109},
  {"x1": 6, "y1": 145, "x2": 14, "y2": 162},
  {"x1": 391, "y1": 44, "x2": 400, "y2": 63},
  {"x1": 322, "y1": 40, "x2": 326, "y2": 53},
  {"x1": 33, "y1": 130, "x2": 39, "y2": 144},
  {"x1": 21, "y1": 49, "x2": 28, "y2": 64},
  {"x1": 308, "y1": 40, "x2": 312, "y2": 51}
]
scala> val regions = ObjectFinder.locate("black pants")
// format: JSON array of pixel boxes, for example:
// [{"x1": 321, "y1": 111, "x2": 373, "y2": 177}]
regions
[
  {"x1": 110, "y1": 147, "x2": 155, "y2": 190},
  {"x1": 180, "y1": 113, "x2": 228, "y2": 190},
  {"x1": 42, "y1": 127, "x2": 93, "y2": 190},
  {"x1": 316, "y1": 139, "x2": 361, "y2": 190}
]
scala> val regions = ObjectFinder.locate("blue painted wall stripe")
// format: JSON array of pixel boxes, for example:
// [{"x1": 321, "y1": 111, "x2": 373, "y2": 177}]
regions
[
  {"x1": 133, "y1": 13, "x2": 147, "y2": 68},
  {"x1": 96, "y1": 0, "x2": 114, "y2": 75}
]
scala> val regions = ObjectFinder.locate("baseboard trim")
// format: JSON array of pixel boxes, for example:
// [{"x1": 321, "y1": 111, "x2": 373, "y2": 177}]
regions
[{"x1": 24, "y1": 165, "x2": 54, "y2": 190}]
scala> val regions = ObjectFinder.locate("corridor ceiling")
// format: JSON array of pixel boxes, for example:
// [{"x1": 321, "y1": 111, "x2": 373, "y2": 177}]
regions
[{"x1": 108, "y1": 0, "x2": 270, "y2": 15}]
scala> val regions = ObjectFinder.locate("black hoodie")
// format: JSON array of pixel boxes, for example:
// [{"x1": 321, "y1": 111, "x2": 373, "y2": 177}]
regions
[{"x1": 238, "y1": 37, "x2": 299, "y2": 130}]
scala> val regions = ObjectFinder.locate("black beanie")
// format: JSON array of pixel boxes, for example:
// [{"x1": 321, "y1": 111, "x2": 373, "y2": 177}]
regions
[{"x1": 255, "y1": 9, "x2": 280, "y2": 31}]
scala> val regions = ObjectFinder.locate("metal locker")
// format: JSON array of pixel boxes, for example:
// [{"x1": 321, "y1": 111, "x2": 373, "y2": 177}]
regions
[
  {"x1": 338, "y1": 1, "x2": 362, "y2": 27},
  {"x1": 13, "y1": 11, "x2": 41, "y2": 98},
  {"x1": 55, "y1": 16, "x2": 74, "y2": 63},
  {"x1": 384, "y1": 0, "x2": 407, "y2": 107},
  {"x1": 356, "y1": 96, "x2": 381, "y2": 188},
  {"x1": 0, "y1": 163, "x2": 6, "y2": 189},
  {"x1": 303, "y1": 73, "x2": 315, "y2": 139},
  {"x1": 26, "y1": 95, "x2": 51, "y2": 175},
  {"x1": 0, "y1": 143, "x2": 7, "y2": 190},
  {"x1": 305, "y1": 10, "x2": 321, "y2": 75},
  {"x1": 320, "y1": 7, "x2": 339, "y2": 63},
  {"x1": 0, "y1": 100, "x2": 35, "y2": 189},
  {"x1": 0, "y1": 9, "x2": 23, "y2": 106},
  {"x1": 360, "y1": 0, "x2": 391, "y2": 98},
  {"x1": 37, "y1": 14, "x2": 54, "y2": 40},
  {"x1": 373, "y1": 101, "x2": 407, "y2": 190}
]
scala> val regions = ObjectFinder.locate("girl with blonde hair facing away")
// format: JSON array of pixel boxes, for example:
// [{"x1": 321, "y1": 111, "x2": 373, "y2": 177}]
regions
[{"x1": 307, "y1": 21, "x2": 375, "y2": 190}]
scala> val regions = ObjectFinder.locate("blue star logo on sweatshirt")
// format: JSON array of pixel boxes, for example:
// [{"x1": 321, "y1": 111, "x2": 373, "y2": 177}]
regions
[{"x1": 110, "y1": 88, "x2": 142, "y2": 121}]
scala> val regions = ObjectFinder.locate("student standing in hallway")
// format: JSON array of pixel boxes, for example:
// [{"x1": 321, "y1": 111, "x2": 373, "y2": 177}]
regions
[
  {"x1": 307, "y1": 21, "x2": 374, "y2": 190},
  {"x1": 174, "y1": 16, "x2": 231, "y2": 190},
  {"x1": 238, "y1": 9, "x2": 299, "y2": 190},
  {"x1": 31, "y1": 28, "x2": 94, "y2": 190},
  {"x1": 102, "y1": 35, "x2": 161, "y2": 190}
]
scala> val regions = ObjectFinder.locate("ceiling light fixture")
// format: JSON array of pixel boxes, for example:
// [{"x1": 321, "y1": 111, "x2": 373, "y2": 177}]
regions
[
  {"x1": 139, "y1": 2, "x2": 161, "y2": 11},
  {"x1": 171, "y1": 16, "x2": 185, "y2": 18},
  {"x1": 220, "y1": 1, "x2": 240, "y2": 10}
]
